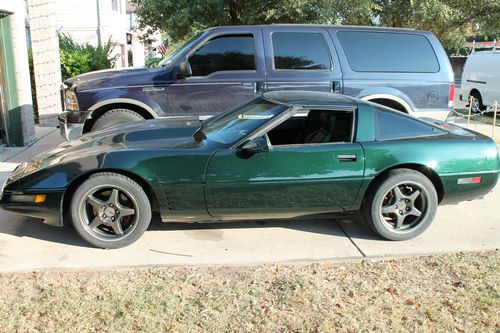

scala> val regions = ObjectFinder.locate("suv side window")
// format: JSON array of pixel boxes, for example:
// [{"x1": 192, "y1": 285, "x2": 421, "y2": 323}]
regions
[
  {"x1": 189, "y1": 34, "x2": 256, "y2": 76},
  {"x1": 375, "y1": 109, "x2": 445, "y2": 140},
  {"x1": 337, "y1": 31, "x2": 440, "y2": 73},
  {"x1": 271, "y1": 32, "x2": 331, "y2": 70}
]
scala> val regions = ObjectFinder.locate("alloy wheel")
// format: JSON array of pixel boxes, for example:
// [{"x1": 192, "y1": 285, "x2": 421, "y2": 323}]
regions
[
  {"x1": 78, "y1": 185, "x2": 139, "y2": 241},
  {"x1": 379, "y1": 181, "x2": 429, "y2": 233}
]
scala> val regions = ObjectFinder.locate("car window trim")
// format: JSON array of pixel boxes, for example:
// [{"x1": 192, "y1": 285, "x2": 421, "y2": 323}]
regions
[
  {"x1": 232, "y1": 107, "x2": 357, "y2": 149},
  {"x1": 336, "y1": 30, "x2": 441, "y2": 73},
  {"x1": 186, "y1": 32, "x2": 258, "y2": 77},
  {"x1": 267, "y1": 108, "x2": 356, "y2": 147},
  {"x1": 230, "y1": 106, "x2": 301, "y2": 149},
  {"x1": 269, "y1": 31, "x2": 334, "y2": 72}
]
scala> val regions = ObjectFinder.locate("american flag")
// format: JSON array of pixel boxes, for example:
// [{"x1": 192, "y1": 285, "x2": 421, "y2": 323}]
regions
[{"x1": 156, "y1": 40, "x2": 168, "y2": 56}]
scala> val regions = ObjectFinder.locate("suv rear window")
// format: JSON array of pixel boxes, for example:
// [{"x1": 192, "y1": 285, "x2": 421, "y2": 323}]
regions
[
  {"x1": 375, "y1": 109, "x2": 445, "y2": 140},
  {"x1": 337, "y1": 31, "x2": 440, "y2": 73},
  {"x1": 271, "y1": 32, "x2": 331, "y2": 70}
]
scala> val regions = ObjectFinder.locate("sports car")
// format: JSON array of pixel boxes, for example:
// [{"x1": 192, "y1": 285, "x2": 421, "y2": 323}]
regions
[{"x1": 1, "y1": 91, "x2": 499, "y2": 248}]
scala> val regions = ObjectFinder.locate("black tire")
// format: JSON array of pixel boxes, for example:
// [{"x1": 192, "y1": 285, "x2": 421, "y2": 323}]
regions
[
  {"x1": 91, "y1": 108, "x2": 145, "y2": 131},
  {"x1": 362, "y1": 169, "x2": 438, "y2": 241},
  {"x1": 70, "y1": 172, "x2": 152, "y2": 248},
  {"x1": 470, "y1": 91, "x2": 485, "y2": 113}
]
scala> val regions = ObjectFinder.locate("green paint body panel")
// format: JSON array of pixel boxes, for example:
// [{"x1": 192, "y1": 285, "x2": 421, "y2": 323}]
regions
[
  {"x1": 205, "y1": 143, "x2": 364, "y2": 218},
  {"x1": 0, "y1": 92, "x2": 499, "y2": 227}
]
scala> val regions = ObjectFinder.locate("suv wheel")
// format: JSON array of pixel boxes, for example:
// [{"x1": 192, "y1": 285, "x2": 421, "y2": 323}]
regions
[
  {"x1": 91, "y1": 108, "x2": 145, "y2": 131},
  {"x1": 470, "y1": 91, "x2": 485, "y2": 113}
]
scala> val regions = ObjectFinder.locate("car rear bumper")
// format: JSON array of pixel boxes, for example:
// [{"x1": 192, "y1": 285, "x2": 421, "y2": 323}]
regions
[{"x1": 58, "y1": 110, "x2": 92, "y2": 141}]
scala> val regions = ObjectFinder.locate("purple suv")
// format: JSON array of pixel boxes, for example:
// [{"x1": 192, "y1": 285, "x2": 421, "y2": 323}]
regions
[{"x1": 59, "y1": 24, "x2": 454, "y2": 140}]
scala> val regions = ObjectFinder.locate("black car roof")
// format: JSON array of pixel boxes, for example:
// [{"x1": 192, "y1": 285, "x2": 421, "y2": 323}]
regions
[{"x1": 262, "y1": 91, "x2": 357, "y2": 110}]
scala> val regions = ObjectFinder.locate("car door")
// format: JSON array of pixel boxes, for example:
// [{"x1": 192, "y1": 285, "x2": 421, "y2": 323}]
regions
[
  {"x1": 166, "y1": 28, "x2": 265, "y2": 118},
  {"x1": 262, "y1": 26, "x2": 343, "y2": 94},
  {"x1": 204, "y1": 110, "x2": 364, "y2": 219}
]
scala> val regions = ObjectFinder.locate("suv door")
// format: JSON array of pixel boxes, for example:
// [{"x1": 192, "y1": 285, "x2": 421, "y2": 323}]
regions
[
  {"x1": 168, "y1": 28, "x2": 265, "y2": 118},
  {"x1": 262, "y1": 27, "x2": 343, "y2": 94}
]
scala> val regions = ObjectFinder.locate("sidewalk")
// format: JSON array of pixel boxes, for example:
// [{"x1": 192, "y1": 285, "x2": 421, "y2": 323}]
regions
[
  {"x1": 0, "y1": 127, "x2": 63, "y2": 174},
  {"x1": 447, "y1": 114, "x2": 500, "y2": 143}
]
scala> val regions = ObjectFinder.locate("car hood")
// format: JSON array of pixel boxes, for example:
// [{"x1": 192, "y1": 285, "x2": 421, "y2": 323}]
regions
[
  {"x1": 64, "y1": 66, "x2": 173, "y2": 91},
  {"x1": 7, "y1": 119, "x2": 205, "y2": 184},
  {"x1": 64, "y1": 118, "x2": 203, "y2": 151}
]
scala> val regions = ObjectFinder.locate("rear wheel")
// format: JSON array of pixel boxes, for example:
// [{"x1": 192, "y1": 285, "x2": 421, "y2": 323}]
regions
[
  {"x1": 91, "y1": 108, "x2": 145, "y2": 131},
  {"x1": 363, "y1": 169, "x2": 438, "y2": 241},
  {"x1": 470, "y1": 91, "x2": 485, "y2": 113},
  {"x1": 70, "y1": 172, "x2": 152, "y2": 248}
]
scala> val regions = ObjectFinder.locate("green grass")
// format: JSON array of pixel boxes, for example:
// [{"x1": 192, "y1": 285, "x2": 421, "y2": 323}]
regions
[{"x1": 0, "y1": 251, "x2": 499, "y2": 332}]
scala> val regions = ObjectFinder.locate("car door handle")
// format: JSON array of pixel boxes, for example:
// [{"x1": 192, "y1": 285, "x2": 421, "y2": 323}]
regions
[{"x1": 337, "y1": 154, "x2": 357, "y2": 162}]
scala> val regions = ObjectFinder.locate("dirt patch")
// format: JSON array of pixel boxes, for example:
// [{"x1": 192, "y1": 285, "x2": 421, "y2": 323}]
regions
[{"x1": 0, "y1": 251, "x2": 498, "y2": 332}]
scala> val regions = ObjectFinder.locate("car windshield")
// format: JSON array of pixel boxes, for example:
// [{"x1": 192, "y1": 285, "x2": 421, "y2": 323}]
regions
[
  {"x1": 198, "y1": 98, "x2": 288, "y2": 144},
  {"x1": 158, "y1": 32, "x2": 205, "y2": 67}
]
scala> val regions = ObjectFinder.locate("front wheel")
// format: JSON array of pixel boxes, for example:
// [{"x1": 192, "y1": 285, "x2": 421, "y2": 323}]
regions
[
  {"x1": 362, "y1": 169, "x2": 438, "y2": 241},
  {"x1": 70, "y1": 172, "x2": 152, "y2": 248},
  {"x1": 91, "y1": 108, "x2": 145, "y2": 131}
]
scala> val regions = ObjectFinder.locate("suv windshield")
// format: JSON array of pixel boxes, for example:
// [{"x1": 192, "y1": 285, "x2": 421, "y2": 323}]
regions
[
  {"x1": 158, "y1": 31, "x2": 205, "y2": 67},
  {"x1": 197, "y1": 98, "x2": 288, "y2": 144}
]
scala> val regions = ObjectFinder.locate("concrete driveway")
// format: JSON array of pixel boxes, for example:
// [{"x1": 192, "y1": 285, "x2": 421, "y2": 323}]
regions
[{"x1": 0, "y1": 128, "x2": 498, "y2": 272}]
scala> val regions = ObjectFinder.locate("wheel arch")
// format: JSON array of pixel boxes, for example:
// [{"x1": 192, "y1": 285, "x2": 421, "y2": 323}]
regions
[
  {"x1": 362, "y1": 164, "x2": 444, "y2": 206},
  {"x1": 361, "y1": 94, "x2": 412, "y2": 114},
  {"x1": 61, "y1": 168, "x2": 161, "y2": 226},
  {"x1": 83, "y1": 100, "x2": 158, "y2": 134}
]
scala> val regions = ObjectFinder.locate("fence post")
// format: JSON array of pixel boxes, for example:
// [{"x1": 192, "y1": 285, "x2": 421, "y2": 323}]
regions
[
  {"x1": 467, "y1": 96, "x2": 474, "y2": 128},
  {"x1": 493, "y1": 101, "x2": 498, "y2": 138}
]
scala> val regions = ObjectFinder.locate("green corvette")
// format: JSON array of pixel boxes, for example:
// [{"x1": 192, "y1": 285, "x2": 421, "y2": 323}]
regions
[{"x1": 1, "y1": 91, "x2": 499, "y2": 248}]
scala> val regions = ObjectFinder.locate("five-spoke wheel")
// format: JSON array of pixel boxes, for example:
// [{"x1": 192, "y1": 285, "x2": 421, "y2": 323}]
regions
[
  {"x1": 71, "y1": 172, "x2": 152, "y2": 248},
  {"x1": 363, "y1": 169, "x2": 438, "y2": 240}
]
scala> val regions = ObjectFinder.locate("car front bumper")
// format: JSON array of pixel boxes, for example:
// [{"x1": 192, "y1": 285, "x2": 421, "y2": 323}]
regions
[
  {"x1": 58, "y1": 110, "x2": 92, "y2": 141},
  {"x1": 0, "y1": 190, "x2": 65, "y2": 227}
]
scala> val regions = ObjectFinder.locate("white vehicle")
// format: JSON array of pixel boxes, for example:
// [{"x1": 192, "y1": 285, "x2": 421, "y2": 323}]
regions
[{"x1": 461, "y1": 43, "x2": 500, "y2": 113}]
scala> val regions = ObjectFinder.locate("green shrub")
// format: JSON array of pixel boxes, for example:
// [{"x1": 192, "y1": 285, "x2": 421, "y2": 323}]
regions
[{"x1": 59, "y1": 34, "x2": 119, "y2": 81}]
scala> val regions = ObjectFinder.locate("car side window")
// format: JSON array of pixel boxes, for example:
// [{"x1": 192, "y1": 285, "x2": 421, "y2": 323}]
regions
[
  {"x1": 267, "y1": 110, "x2": 353, "y2": 146},
  {"x1": 188, "y1": 34, "x2": 256, "y2": 76},
  {"x1": 337, "y1": 31, "x2": 440, "y2": 73},
  {"x1": 271, "y1": 32, "x2": 332, "y2": 70},
  {"x1": 375, "y1": 109, "x2": 445, "y2": 141}
]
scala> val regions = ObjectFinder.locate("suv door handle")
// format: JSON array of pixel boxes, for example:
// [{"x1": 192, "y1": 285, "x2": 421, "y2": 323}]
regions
[{"x1": 337, "y1": 154, "x2": 357, "y2": 162}]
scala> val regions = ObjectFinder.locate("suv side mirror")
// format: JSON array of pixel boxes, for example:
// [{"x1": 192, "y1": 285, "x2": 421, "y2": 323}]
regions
[
  {"x1": 238, "y1": 137, "x2": 269, "y2": 155},
  {"x1": 178, "y1": 61, "x2": 192, "y2": 79}
]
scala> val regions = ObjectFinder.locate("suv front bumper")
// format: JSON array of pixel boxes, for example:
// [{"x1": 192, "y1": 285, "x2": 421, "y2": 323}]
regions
[{"x1": 58, "y1": 110, "x2": 92, "y2": 141}]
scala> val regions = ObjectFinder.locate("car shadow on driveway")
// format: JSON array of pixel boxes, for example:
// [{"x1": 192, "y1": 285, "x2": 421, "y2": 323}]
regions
[
  {"x1": 147, "y1": 213, "x2": 383, "y2": 241},
  {"x1": 0, "y1": 215, "x2": 91, "y2": 247},
  {"x1": 0, "y1": 212, "x2": 382, "y2": 249}
]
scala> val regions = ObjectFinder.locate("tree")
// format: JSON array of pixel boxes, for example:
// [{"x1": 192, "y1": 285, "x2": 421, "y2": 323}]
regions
[
  {"x1": 371, "y1": 0, "x2": 500, "y2": 54},
  {"x1": 130, "y1": 0, "x2": 329, "y2": 42},
  {"x1": 132, "y1": 0, "x2": 500, "y2": 54}
]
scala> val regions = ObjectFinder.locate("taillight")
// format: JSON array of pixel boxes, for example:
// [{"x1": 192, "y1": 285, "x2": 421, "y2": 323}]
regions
[
  {"x1": 457, "y1": 177, "x2": 482, "y2": 184},
  {"x1": 449, "y1": 83, "x2": 455, "y2": 108}
]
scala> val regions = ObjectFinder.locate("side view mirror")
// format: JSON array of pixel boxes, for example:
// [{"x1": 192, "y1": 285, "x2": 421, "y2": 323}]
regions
[
  {"x1": 238, "y1": 137, "x2": 269, "y2": 155},
  {"x1": 177, "y1": 61, "x2": 192, "y2": 79}
]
